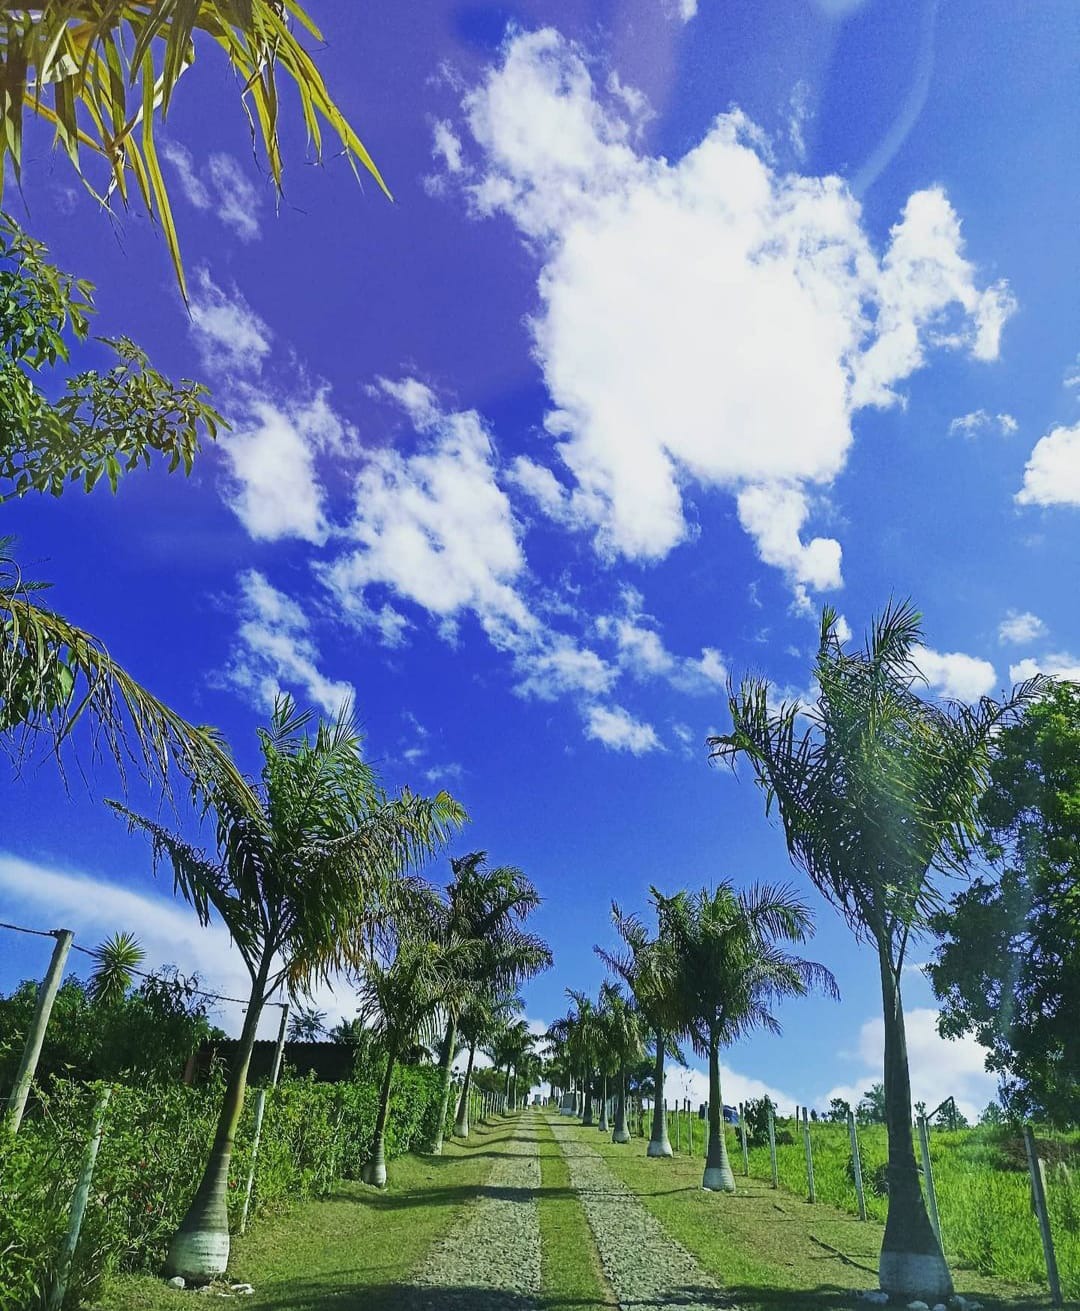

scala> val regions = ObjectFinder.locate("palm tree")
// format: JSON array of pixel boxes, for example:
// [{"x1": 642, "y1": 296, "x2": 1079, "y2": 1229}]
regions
[
  {"x1": 592, "y1": 981, "x2": 644, "y2": 1144},
  {"x1": 354, "y1": 895, "x2": 477, "y2": 1187},
  {"x1": 659, "y1": 882, "x2": 838, "y2": 1191},
  {"x1": 709, "y1": 602, "x2": 1041, "y2": 1300},
  {"x1": 0, "y1": 2, "x2": 388, "y2": 292},
  {"x1": 428, "y1": 852, "x2": 550, "y2": 1153},
  {"x1": 552, "y1": 991, "x2": 602, "y2": 1125},
  {"x1": 110, "y1": 696, "x2": 464, "y2": 1279},
  {"x1": 454, "y1": 989, "x2": 523, "y2": 1138},
  {"x1": 484, "y1": 1016, "x2": 529, "y2": 1112},
  {"x1": 598, "y1": 897, "x2": 683, "y2": 1157}
]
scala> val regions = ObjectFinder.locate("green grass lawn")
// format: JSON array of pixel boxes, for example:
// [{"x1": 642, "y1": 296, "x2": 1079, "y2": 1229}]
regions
[
  {"x1": 579, "y1": 1116, "x2": 1064, "y2": 1311},
  {"x1": 87, "y1": 1115, "x2": 518, "y2": 1310},
  {"x1": 534, "y1": 1113, "x2": 616, "y2": 1309}
]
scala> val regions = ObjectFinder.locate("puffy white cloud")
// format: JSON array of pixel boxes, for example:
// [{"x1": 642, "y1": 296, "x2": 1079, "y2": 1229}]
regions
[
  {"x1": 913, "y1": 644, "x2": 997, "y2": 701},
  {"x1": 821, "y1": 1008, "x2": 996, "y2": 1125},
  {"x1": 584, "y1": 704, "x2": 662, "y2": 754},
  {"x1": 162, "y1": 143, "x2": 262, "y2": 241},
  {"x1": 665, "y1": 1062, "x2": 795, "y2": 1116},
  {"x1": 1009, "y1": 652, "x2": 1080, "y2": 684},
  {"x1": 514, "y1": 635, "x2": 617, "y2": 701},
  {"x1": 189, "y1": 270, "x2": 271, "y2": 374},
  {"x1": 443, "y1": 30, "x2": 1010, "y2": 603},
  {"x1": 221, "y1": 392, "x2": 345, "y2": 544},
  {"x1": 949, "y1": 409, "x2": 1018, "y2": 437},
  {"x1": 226, "y1": 570, "x2": 354, "y2": 716},
  {"x1": 998, "y1": 610, "x2": 1047, "y2": 645},
  {"x1": 596, "y1": 592, "x2": 728, "y2": 694},
  {"x1": 1016, "y1": 421, "x2": 1080, "y2": 507}
]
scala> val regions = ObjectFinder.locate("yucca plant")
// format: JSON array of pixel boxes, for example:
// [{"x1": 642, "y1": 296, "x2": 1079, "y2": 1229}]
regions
[{"x1": 0, "y1": 1, "x2": 389, "y2": 293}]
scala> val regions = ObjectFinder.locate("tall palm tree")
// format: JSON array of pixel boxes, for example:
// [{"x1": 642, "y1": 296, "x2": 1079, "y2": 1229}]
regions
[
  {"x1": 485, "y1": 1016, "x2": 530, "y2": 1111},
  {"x1": 454, "y1": 989, "x2": 523, "y2": 1138},
  {"x1": 593, "y1": 980, "x2": 643, "y2": 1144},
  {"x1": 428, "y1": 852, "x2": 550, "y2": 1153},
  {"x1": 354, "y1": 895, "x2": 477, "y2": 1187},
  {"x1": 598, "y1": 897, "x2": 683, "y2": 1157},
  {"x1": 110, "y1": 696, "x2": 464, "y2": 1279},
  {"x1": 0, "y1": 2, "x2": 388, "y2": 292},
  {"x1": 658, "y1": 882, "x2": 838, "y2": 1191},
  {"x1": 710, "y1": 603, "x2": 1041, "y2": 1300},
  {"x1": 555, "y1": 990, "x2": 602, "y2": 1125}
]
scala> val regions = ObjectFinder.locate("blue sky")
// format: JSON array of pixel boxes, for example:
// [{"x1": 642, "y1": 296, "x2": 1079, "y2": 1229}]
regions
[{"x1": 4, "y1": 0, "x2": 1080, "y2": 1120}]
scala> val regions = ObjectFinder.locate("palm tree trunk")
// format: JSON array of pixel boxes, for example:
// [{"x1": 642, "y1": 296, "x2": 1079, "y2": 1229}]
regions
[
  {"x1": 703, "y1": 1036, "x2": 735, "y2": 1191},
  {"x1": 504, "y1": 1065, "x2": 512, "y2": 1110},
  {"x1": 597, "y1": 1073, "x2": 609, "y2": 1131},
  {"x1": 612, "y1": 1066, "x2": 630, "y2": 1143},
  {"x1": 648, "y1": 1030, "x2": 672, "y2": 1157},
  {"x1": 877, "y1": 950, "x2": 953, "y2": 1301},
  {"x1": 582, "y1": 1071, "x2": 594, "y2": 1126},
  {"x1": 429, "y1": 1015, "x2": 457, "y2": 1154},
  {"x1": 454, "y1": 1040, "x2": 476, "y2": 1137},
  {"x1": 363, "y1": 1042, "x2": 398, "y2": 1189},
  {"x1": 165, "y1": 964, "x2": 268, "y2": 1280}
]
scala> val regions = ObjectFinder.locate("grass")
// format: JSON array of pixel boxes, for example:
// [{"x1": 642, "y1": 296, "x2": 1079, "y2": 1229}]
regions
[
  {"x1": 87, "y1": 1115, "x2": 518, "y2": 1310},
  {"x1": 579, "y1": 1115, "x2": 1063, "y2": 1311},
  {"x1": 534, "y1": 1113, "x2": 616, "y2": 1309}
]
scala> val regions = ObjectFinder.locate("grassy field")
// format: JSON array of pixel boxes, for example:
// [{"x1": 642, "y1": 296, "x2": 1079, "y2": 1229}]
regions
[
  {"x1": 660, "y1": 1109, "x2": 1079, "y2": 1302},
  {"x1": 586, "y1": 1116, "x2": 1061, "y2": 1311}
]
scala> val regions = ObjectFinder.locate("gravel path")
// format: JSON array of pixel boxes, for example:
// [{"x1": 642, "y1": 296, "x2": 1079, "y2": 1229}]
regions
[
  {"x1": 406, "y1": 1114, "x2": 543, "y2": 1310},
  {"x1": 547, "y1": 1115, "x2": 735, "y2": 1310}
]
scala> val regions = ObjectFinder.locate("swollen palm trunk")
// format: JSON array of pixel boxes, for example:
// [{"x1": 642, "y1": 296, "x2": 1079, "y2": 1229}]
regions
[
  {"x1": 429, "y1": 1018, "x2": 457, "y2": 1154},
  {"x1": 612, "y1": 1067, "x2": 630, "y2": 1143},
  {"x1": 647, "y1": 1031, "x2": 672, "y2": 1158},
  {"x1": 166, "y1": 989, "x2": 264, "y2": 1280},
  {"x1": 877, "y1": 956, "x2": 953, "y2": 1301},
  {"x1": 454, "y1": 1041, "x2": 477, "y2": 1138},
  {"x1": 597, "y1": 1074, "x2": 609, "y2": 1131},
  {"x1": 702, "y1": 1042, "x2": 735, "y2": 1192},
  {"x1": 363, "y1": 1048, "x2": 397, "y2": 1189}
]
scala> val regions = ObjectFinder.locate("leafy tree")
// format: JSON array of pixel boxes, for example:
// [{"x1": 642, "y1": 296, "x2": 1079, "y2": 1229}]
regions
[
  {"x1": 857, "y1": 1082, "x2": 887, "y2": 1125},
  {"x1": 742, "y1": 1095, "x2": 776, "y2": 1146},
  {"x1": 353, "y1": 892, "x2": 476, "y2": 1188},
  {"x1": 110, "y1": 696, "x2": 464, "y2": 1279},
  {"x1": 427, "y1": 851, "x2": 550, "y2": 1153},
  {"x1": 826, "y1": 1096, "x2": 851, "y2": 1124},
  {"x1": 928, "y1": 680, "x2": 1080, "y2": 1125},
  {"x1": 658, "y1": 882, "x2": 837, "y2": 1192},
  {"x1": 710, "y1": 602, "x2": 1039, "y2": 1301},
  {"x1": 0, "y1": 2, "x2": 387, "y2": 292},
  {"x1": 0, "y1": 216, "x2": 244, "y2": 798},
  {"x1": 287, "y1": 1006, "x2": 328, "y2": 1042}
]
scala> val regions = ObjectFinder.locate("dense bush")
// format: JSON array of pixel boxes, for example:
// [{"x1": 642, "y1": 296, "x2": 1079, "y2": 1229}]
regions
[{"x1": 0, "y1": 1060, "x2": 455, "y2": 1310}]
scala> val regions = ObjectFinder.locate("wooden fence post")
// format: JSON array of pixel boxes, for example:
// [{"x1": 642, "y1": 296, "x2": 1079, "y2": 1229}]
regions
[
  {"x1": 5, "y1": 929, "x2": 74, "y2": 1134},
  {"x1": 739, "y1": 1102, "x2": 749, "y2": 1175},
  {"x1": 46, "y1": 1084, "x2": 112, "y2": 1311},
  {"x1": 802, "y1": 1107, "x2": 816, "y2": 1202},
  {"x1": 916, "y1": 1115, "x2": 942, "y2": 1247},
  {"x1": 1024, "y1": 1124, "x2": 1063, "y2": 1307},
  {"x1": 767, "y1": 1103, "x2": 778, "y2": 1188},
  {"x1": 848, "y1": 1110, "x2": 867, "y2": 1220}
]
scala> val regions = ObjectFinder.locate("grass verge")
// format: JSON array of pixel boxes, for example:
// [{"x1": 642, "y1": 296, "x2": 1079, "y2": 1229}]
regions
[
  {"x1": 534, "y1": 1113, "x2": 616, "y2": 1310},
  {"x1": 87, "y1": 1115, "x2": 517, "y2": 1310},
  {"x1": 574, "y1": 1119, "x2": 1060, "y2": 1311}
]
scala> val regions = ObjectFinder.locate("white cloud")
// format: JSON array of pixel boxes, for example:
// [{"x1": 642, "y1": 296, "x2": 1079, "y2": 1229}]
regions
[
  {"x1": 1009, "y1": 652, "x2": 1080, "y2": 684},
  {"x1": 221, "y1": 391, "x2": 345, "y2": 544},
  {"x1": 949, "y1": 409, "x2": 1018, "y2": 438},
  {"x1": 0, "y1": 853, "x2": 355, "y2": 1035},
  {"x1": 821, "y1": 1008, "x2": 996, "y2": 1125},
  {"x1": 834, "y1": 614, "x2": 853, "y2": 644},
  {"x1": 226, "y1": 570, "x2": 355, "y2": 717},
  {"x1": 998, "y1": 610, "x2": 1047, "y2": 645},
  {"x1": 163, "y1": 143, "x2": 262, "y2": 241},
  {"x1": 788, "y1": 81, "x2": 812, "y2": 162},
  {"x1": 189, "y1": 269, "x2": 271, "y2": 374},
  {"x1": 596, "y1": 592, "x2": 728, "y2": 694},
  {"x1": 913, "y1": 644, "x2": 997, "y2": 701},
  {"x1": 515, "y1": 634, "x2": 616, "y2": 701},
  {"x1": 443, "y1": 30, "x2": 1011, "y2": 604},
  {"x1": 584, "y1": 704, "x2": 662, "y2": 755},
  {"x1": 207, "y1": 153, "x2": 262, "y2": 242},
  {"x1": 666, "y1": 1062, "x2": 795, "y2": 1116},
  {"x1": 1016, "y1": 421, "x2": 1080, "y2": 507}
]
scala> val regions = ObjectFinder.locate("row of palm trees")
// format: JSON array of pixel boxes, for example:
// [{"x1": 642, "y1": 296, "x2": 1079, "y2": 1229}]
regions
[
  {"x1": 551, "y1": 604, "x2": 1045, "y2": 1305},
  {"x1": 109, "y1": 696, "x2": 551, "y2": 1281}
]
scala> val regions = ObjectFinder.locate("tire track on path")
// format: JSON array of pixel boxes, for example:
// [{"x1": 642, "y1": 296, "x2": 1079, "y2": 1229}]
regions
[{"x1": 547, "y1": 1114, "x2": 737, "y2": 1310}]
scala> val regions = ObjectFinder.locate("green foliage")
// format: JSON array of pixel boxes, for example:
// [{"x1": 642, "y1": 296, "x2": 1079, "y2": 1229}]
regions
[
  {"x1": 0, "y1": 1062, "x2": 453, "y2": 1309},
  {"x1": 0, "y1": 971, "x2": 219, "y2": 1089},
  {"x1": 857, "y1": 1081, "x2": 887, "y2": 1125},
  {"x1": 929, "y1": 680, "x2": 1080, "y2": 1125},
  {"x1": 0, "y1": 213, "x2": 221, "y2": 501}
]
